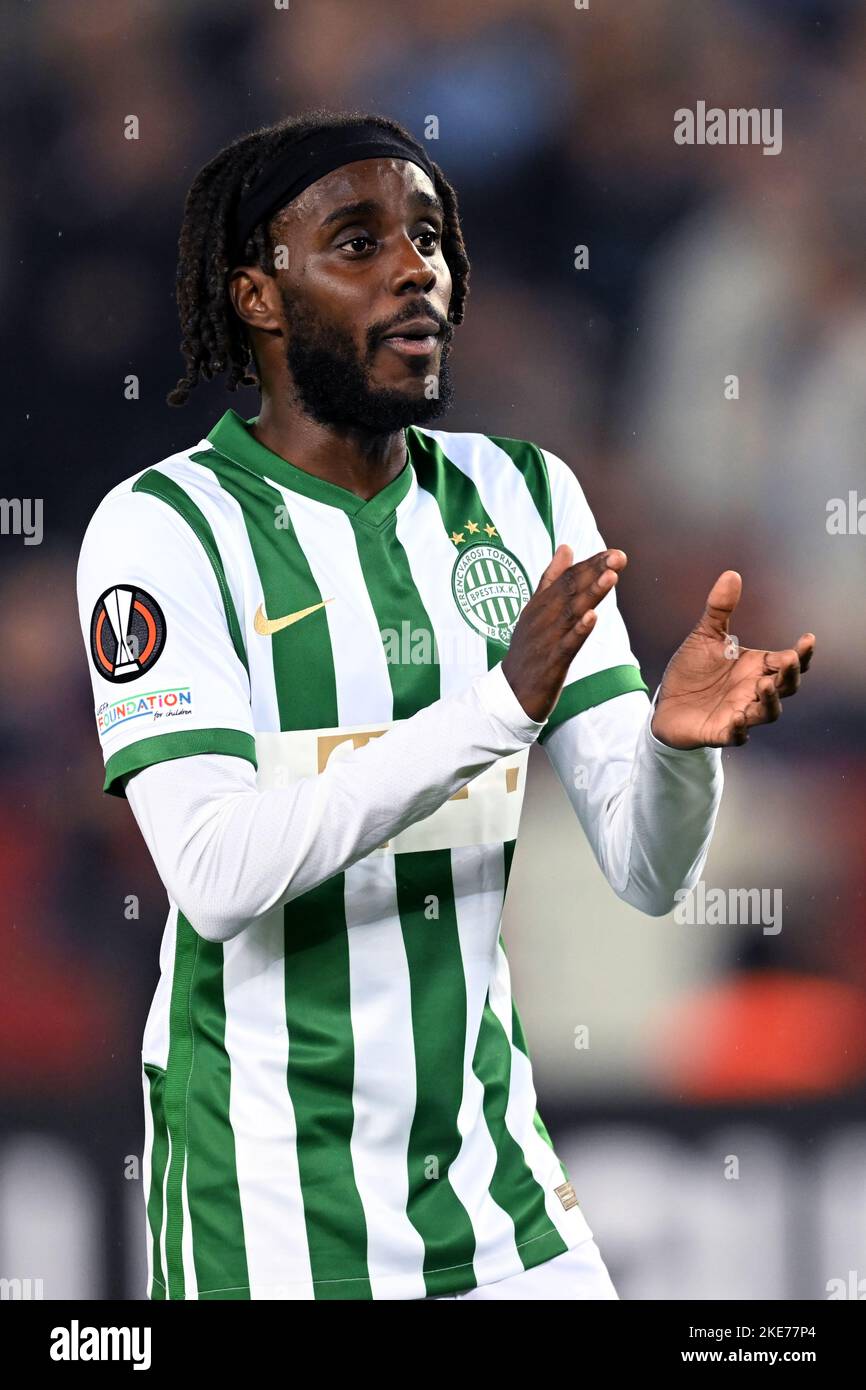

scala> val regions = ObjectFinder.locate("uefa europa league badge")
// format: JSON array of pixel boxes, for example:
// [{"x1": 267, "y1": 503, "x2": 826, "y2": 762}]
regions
[{"x1": 90, "y1": 585, "x2": 167, "y2": 682}]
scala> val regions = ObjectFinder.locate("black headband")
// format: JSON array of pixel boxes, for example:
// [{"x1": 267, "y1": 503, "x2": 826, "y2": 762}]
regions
[{"x1": 233, "y1": 123, "x2": 437, "y2": 259}]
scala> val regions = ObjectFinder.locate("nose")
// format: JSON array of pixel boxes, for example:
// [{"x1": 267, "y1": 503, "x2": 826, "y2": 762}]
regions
[{"x1": 388, "y1": 233, "x2": 438, "y2": 298}]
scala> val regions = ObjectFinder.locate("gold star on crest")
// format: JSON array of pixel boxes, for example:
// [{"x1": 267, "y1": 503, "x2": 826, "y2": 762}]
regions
[
  {"x1": 450, "y1": 530, "x2": 465, "y2": 545},
  {"x1": 465, "y1": 519, "x2": 480, "y2": 534},
  {"x1": 483, "y1": 523, "x2": 498, "y2": 538}
]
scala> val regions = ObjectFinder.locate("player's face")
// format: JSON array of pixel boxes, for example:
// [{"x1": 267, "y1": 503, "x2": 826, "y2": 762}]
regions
[{"x1": 270, "y1": 158, "x2": 455, "y2": 430}]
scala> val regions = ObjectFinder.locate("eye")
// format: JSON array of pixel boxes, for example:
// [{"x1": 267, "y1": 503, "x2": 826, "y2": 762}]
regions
[
  {"x1": 415, "y1": 228, "x2": 441, "y2": 252},
  {"x1": 338, "y1": 234, "x2": 376, "y2": 256}
]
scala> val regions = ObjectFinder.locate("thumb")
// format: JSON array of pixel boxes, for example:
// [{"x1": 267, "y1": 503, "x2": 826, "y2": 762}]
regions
[
  {"x1": 538, "y1": 543, "x2": 574, "y2": 591},
  {"x1": 700, "y1": 570, "x2": 742, "y2": 636}
]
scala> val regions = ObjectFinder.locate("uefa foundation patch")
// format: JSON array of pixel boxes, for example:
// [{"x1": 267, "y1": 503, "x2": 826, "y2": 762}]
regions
[
  {"x1": 90, "y1": 585, "x2": 167, "y2": 683},
  {"x1": 95, "y1": 687, "x2": 193, "y2": 738}
]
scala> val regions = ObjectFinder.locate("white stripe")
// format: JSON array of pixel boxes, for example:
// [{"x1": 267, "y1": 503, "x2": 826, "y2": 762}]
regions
[
  {"x1": 483, "y1": 556, "x2": 510, "y2": 628},
  {"x1": 140, "y1": 1069, "x2": 155, "y2": 1297},
  {"x1": 142, "y1": 907, "x2": 177, "y2": 1071},
  {"x1": 488, "y1": 942, "x2": 594, "y2": 1248},
  {"x1": 180, "y1": 1151, "x2": 198, "y2": 1298},
  {"x1": 446, "y1": 844, "x2": 522, "y2": 1282},
  {"x1": 160, "y1": 1129, "x2": 171, "y2": 1296},
  {"x1": 343, "y1": 858, "x2": 427, "y2": 1299},
  {"x1": 223, "y1": 912, "x2": 314, "y2": 1299}
]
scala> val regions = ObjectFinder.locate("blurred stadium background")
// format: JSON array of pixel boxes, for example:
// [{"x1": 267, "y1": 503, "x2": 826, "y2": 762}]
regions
[{"x1": 2, "y1": 0, "x2": 865, "y2": 1300}]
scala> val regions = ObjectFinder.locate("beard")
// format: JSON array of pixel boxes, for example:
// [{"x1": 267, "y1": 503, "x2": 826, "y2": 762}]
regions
[{"x1": 279, "y1": 287, "x2": 454, "y2": 434}]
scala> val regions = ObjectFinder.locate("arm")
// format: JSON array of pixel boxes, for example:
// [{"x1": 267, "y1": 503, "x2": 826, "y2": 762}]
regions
[
  {"x1": 543, "y1": 687, "x2": 724, "y2": 916},
  {"x1": 124, "y1": 661, "x2": 544, "y2": 943},
  {"x1": 512, "y1": 446, "x2": 724, "y2": 916},
  {"x1": 530, "y1": 448, "x2": 814, "y2": 917}
]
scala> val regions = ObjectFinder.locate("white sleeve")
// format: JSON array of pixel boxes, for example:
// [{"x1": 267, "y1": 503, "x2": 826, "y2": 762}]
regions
[
  {"x1": 544, "y1": 684, "x2": 724, "y2": 917},
  {"x1": 124, "y1": 660, "x2": 546, "y2": 943},
  {"x1": 536, "y1": 449, "x2": 650, "y2": 746},
  {"x1": 77, "y1": 486, "x2": 256, "y2": 795},
  {"x1": 534, "y1": 449, "x2": 723, "y2": 915}
]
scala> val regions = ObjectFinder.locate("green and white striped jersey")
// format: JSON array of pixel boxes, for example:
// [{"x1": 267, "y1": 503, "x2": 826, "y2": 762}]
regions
[{"x1": 77, "y1": 409, "x2": 648, "y2": 1300}]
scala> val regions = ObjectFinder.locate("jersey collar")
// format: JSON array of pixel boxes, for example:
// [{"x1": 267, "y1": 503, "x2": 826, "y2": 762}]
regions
[{"x1": 206, "y1": 410, "x2": 415, "y2": 527}]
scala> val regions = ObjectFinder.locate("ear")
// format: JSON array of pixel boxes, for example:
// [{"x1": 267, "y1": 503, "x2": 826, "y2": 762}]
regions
[{"x1": 228, "y1": 266, "x2": 284, "y2": 336}]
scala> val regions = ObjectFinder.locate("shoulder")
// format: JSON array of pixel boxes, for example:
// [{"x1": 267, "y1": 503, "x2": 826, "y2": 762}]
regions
[
  {"x1": 409, "y1": 424, "x2": 557, "y2": 492},
  {"x1": 411, "y1": 424, "x2": 547, "y2": 469},
  {"x1": 410, "y1": 425, "x2": 589, "y2": 522},
  {"x1": 77, "y1": 438, "x2": 221, "y2": 581},
  {"x1": 411, "y1": 425, "x2": 579, "y2": 486}
]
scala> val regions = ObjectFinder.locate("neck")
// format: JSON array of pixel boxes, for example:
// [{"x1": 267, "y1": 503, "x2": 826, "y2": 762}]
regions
[{"x1": 251, "y1": 392, "x2": 408, "y2": 502}]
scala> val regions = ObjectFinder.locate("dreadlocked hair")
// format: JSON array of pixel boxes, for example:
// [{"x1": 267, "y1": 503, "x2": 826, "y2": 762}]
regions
[{"x1": 167, "y1": 110, "x2": 470, "y2": 406}]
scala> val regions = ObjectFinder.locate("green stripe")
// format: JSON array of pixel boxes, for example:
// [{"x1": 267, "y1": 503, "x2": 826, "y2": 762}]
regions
[
  {"x1": 184, "y1": 936, "x2": 250, "y2": 1299},
  {"x1": 283, "y1": 873, "x2": 372, "y2": 1300},
  {"x1": 350, "y1": 508, "x2": 439, "y2": 720},
  {"x1": 161, "y1": 912, "x2": 200, "y2": 1299},
  {"x1": 511, "y1": 998, "x2": 530, "y2": 1059},
  {"x1": 143, "y1": 1064, "x2": 168, "y2": 1300},
  {"x1": 539, "y1": 663, "x2": 649, "y2": 743},
  {"x1": 511, "y1": 1002, "x2": 569, "y2": 1184},
  {"x1": 202, "y1": 453, "x2": 339, "y2": 730},
  {"x1": 104, "y1": 728, "x2": 257, "y2": 798},
  {"x1": 395, "y1": 848, "x2": 477, "y2": 1296},
  {"x1": 502, "y1": 839, "x2": 517, "y2": 895},
  {"x1": 473, "y1": 992, "x2": 568, "y2": 1271},
  {"x1": 486, "y1": 436, "x2": 555, "y2": 549},
  {"x1": 408, "y1": 428, "x2": 514, "y2": 668},
  {"x1": 133, "y1": 467, "x2": 249, "y2": 675}
]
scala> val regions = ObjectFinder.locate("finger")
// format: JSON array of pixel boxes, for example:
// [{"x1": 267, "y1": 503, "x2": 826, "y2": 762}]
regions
[
  {"x1": 701, "y1": 570, "x2": 742, "y2": 637},
  {"x1": 562, "y1": 606, "x2": 598, "y2": 656},
  {"x1": 557, "y1": 549, "x2": 627, "y2": 611},
  {"x1": 740, "y1": 674, "x2": 783, "y2": 728},
  {"x1": 564, "y1": 548, "x2": 628, "y2": 585},
  {"x1": 586, "y1": 548, "x2": 628, "y2": 578},
  {"x1": 538, "y1": 544, "x2": 574, "y2": 592},
  {"x1": 795, "y1": 632, "x2": 816, "y2": 674},
  {"x1": 582, "y1": 560, "x2": 622, "y2": 607},
  {"x1": 561, "y1": 563, "x2": 620, "y2": 633},
  {"x1": 767, "y1": 648, "x2": 801, "y2": 698},
  {"x1": 727, "y1": 709, "x2": 750, "y2": 747}
]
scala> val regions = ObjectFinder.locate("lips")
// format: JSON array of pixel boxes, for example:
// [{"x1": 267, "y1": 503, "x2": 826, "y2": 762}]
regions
[{"x1": 379, "y1": 317, "x2": 442, "y2": 356}]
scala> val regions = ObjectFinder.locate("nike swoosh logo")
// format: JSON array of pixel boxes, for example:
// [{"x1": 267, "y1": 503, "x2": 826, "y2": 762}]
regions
[{"x1": 254, "y1": 598, "x2": 334, "y2": 636}]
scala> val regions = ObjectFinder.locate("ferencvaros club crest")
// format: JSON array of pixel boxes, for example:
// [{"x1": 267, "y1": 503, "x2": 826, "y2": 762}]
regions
[{"x1": 450, "y1": 524, "x2": 532, "y2": 645}]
